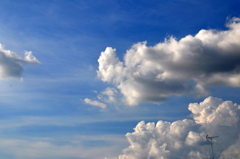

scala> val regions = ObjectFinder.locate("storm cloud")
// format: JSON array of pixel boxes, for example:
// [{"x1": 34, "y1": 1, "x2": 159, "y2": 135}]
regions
[{"x1": 97, "y1": 17, "x2": 240, "y2": 106}]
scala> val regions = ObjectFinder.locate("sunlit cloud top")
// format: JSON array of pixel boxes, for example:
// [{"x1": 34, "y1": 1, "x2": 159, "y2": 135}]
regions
[{"x1": 95, "y1": 18, "x2": 240, "y2": 106}]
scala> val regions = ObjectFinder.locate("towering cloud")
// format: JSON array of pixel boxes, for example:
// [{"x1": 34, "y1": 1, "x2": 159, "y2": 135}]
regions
[
  {"x1": 97, "y1": 17, "x2": 240, "y2": 106},
  {"x1": 118, "y1": 97, "x2": 240, "y2": 159},
  {"x1": 0, "y1": 44, "x2": 40, "y2": 79}
]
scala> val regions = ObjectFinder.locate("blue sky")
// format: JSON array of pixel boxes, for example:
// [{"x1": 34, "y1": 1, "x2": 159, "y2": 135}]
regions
[{"x1": 0, "y1": 0, "x2": 240, "y2": 159}]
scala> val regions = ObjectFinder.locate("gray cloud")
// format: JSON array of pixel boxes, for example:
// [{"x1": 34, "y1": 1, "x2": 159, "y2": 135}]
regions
[
  {"x1": 118, "y1": 97, "x2": 240, "y2": 159},
  {"x1": 97, "y1": 17, "x2": 240, "y2": 106},
  {"x1": 0, "y1": 44, "x2": 40, "y2": 79}
]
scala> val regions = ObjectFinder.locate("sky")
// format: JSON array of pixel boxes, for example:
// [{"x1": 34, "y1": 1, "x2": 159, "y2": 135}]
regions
[{"x1": 0, "y1": 0, "x2": 240, "y2": 159}]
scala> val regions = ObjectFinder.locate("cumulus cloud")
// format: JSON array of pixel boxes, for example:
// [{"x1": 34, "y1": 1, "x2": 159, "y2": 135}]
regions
[
  {"x1": 0, "y1": 44, "x2": 40, "y2": 79},
  {"x1": 84, "y1": 98, "x2": 107, "y2": 109},
  {"x1": 97, "y1": 17, "x2": 240, "y2": 106},
  {"x1": 220, "y1": 137, "x2": 240, "y2": 159},
  {"x1": 117, "y1": 97, "x2": 240, "y2": 159}
]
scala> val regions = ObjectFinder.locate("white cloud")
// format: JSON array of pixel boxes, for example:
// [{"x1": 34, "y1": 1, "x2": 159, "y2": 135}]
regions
[
  {"x1": 117, "y1": 97, "x2": 240, "y2": 159},
  {"x1": 84, "y1": 98, "x2": 107, "y2": 108},
  {"x1": 0, "y1": 44, "x2": 40, "y2": 79},
  {"x1": 98, "y1": 47, "x2": 125, "y2": 84},
  {"x1": 98, "y1": 87, "x2": 119, "y2": 104},
  {"x1": 24, "y1": 51, "x2": 40, "y2": 64},
  {"x1": 97, "y1": 17, "x2": 240, "y2": 106}
]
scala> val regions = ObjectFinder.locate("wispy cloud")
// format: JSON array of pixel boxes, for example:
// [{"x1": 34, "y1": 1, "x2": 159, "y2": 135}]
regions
[
  {"x1": 97, "y1": 17, "x2": 240, "y2": 106},
  {"x1": 0, "y1": 115, "x2": 178, "y2": 130},
  {"x1": 84, "y1": 98, "x2": 107, "y2": 108},
  {"x1": 0, "y1": 135, "x2": 127, "y2": 159}
]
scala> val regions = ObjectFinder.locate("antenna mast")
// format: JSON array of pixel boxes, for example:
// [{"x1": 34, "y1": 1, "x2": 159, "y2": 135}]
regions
[{"x1": 206, "y1": 134, "x2": 219, "y2": 159}]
